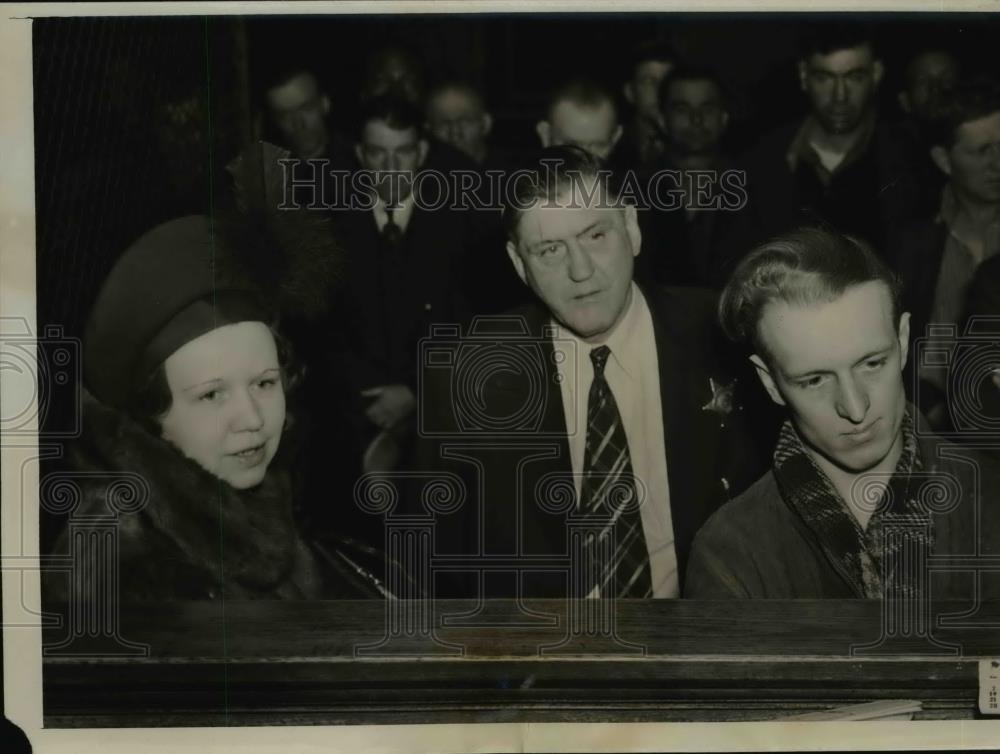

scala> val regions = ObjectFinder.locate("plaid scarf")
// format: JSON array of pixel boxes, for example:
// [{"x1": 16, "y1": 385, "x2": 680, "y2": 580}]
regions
[{"x1": 773, "y1": 411, "x2": 930, "y2": 599}]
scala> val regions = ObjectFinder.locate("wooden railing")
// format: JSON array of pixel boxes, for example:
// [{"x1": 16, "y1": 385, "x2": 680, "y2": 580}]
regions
[{"x1": 41, "y1": 599, "x2": 1000, "y2": 726}]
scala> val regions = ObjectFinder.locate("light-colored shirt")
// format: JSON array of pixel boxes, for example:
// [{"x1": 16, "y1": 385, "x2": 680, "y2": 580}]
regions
[
  {"x1": 552, "y1": 284, "x2": 679, "y2": 598},
  {"x1": 372, "y1": 192, "x2": 415, "y2": 235}
]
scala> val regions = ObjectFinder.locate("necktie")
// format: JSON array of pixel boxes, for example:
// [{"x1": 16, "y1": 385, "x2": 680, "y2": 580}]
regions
[
  {"x1": 579, "y1": 345, "x2": 652, "y2": 598},
  {"x1": 382, "y1": 206, "x2": 403, "y2": 247}
]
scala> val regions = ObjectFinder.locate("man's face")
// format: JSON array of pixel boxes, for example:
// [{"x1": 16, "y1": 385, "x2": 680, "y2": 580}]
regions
[
  {"x1": 799, "y1": 46, "x2": 883, "y2": 136},
  {"x1": 265, "y1": 72, "x2": 330, "y2": 158},
  {"x1": 934, "y1": 111, "x2": 1000, "y2": 205},
  {"x1": 542, "y1": 100, "x2": 623, "y2": 160},
  {"x1": 661, "y1": 79, "x2": 729, "y2": 156},
  {"x1": 355, "y1": 120, "x2": 428, "y2": 204},
  {"x1": 753, "y1": 281, "x2": 910, "y2": 474},
  {"x1": 901, "y1": 51, "x2": 959, "y2": 122},
  {"x1": 626, "y1": 60, "x2": 674, "y2": 121},
  {"x1": 426, "y1": 87, "x2": 491, "y2": 162},
  {"x1": 506, "y1": 180, "x2": 641, "y2": 342},
  {"x1": 363, "y1": 52, "x2": 423, "y2": 105}
]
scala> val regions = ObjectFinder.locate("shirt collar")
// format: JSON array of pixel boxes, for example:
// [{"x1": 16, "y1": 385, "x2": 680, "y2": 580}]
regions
[
  {"x1": 553, "y1": 282, "x2": 646, "y2": 381},
  {"x1": 786, "y1": 111, "x2": 876, "y2": 181}
]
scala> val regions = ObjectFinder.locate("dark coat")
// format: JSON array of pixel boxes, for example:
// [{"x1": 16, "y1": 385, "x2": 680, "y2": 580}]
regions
[
  {"x1": 43, "y1": 394, "x2": 385, "y2": 603},
  {"x1": 742, "y1": 119, "x2": 918, "y2": 254},
  {"x1": 335, "y1": 200, "x2": 470, "y2": 393},
  {"x1": 685, "y1": 432, "x2": 1000, "y2": 599},
  {"x1": 891, "y1": 215, "x2": 949, "y2": 344},
  {"x1": 413, "y1": 284, "x2": 767, "y2": 598}
]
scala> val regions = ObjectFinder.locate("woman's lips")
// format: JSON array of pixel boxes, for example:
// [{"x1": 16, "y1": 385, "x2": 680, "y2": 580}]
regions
[{"x1": 231, "y1": 443, "x2": 266, "y2": 467}]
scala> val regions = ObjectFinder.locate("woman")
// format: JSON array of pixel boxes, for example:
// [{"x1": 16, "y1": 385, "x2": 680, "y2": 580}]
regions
[{"x1": 49, "y1": 215, "x2": 385, "y2": 601}]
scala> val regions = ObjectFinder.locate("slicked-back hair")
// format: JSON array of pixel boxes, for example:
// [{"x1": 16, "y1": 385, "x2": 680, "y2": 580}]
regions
[
  {"x1": 928, "y1": 77, "x2": 1000, "y2": 149},
  {"x1": 626, "y1": 39, "x2": 677, "y2": 79},
  {"x1": 355, "y1": 94, "x2": 424, "y2": 141},
  {"x1": 718, "y1": 227, "x2": 903, "y2": 361},
  {"x1": 797, "y1": 23, "x2": 878, "y2": 61},
  {"x1": 544, "y1": 77, "x2": 620, "y2": 123},
  {"x1": 502, "y1": 145, "x2": 622, "y2": 244},
  {"x1": 425, "y1": 79, "x2": 487, "y2": 114}
]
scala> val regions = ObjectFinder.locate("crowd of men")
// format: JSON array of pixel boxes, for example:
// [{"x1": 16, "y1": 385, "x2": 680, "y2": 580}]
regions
[{"x1": 253, "y1": 24, "x2": 1000, "y2": 599}]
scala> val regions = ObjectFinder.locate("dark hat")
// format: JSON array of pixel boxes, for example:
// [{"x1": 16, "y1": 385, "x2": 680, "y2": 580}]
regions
[{"x1": 84, "y1": 215, "x2": 268, "y2": 409}]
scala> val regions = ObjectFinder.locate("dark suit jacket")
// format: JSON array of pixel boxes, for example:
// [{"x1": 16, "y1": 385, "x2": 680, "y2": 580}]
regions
[
  {"x1": 892, "y1": 216, "x2": 949, "y2": 343},
  {"x1": 413, "y1": 284, "x2": 766, "y2": 598},
  {"x1": 335, "y1": 200, "x2": 470, "y2": 393}
]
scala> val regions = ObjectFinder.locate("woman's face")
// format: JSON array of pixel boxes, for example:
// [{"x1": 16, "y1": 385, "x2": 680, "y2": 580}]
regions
[{"x1": 160, "y1": 322, "x2": 285, "y2": 490}]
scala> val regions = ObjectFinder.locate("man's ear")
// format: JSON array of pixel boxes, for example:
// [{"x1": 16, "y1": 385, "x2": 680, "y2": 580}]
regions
[
  {"x1": 797, "y1": 60, "x2": 808, "y2": 92},
  {"x1": 623, "y1": 204, "x2": 642, "y2": 257},
  {"x1": 623, "y1": 81, "x2": 636, "y2": 106},
  {"x1": 536, "y1": 120, "x2": 551, "y2": 148},
  {"x1": 897, "y1": 311, "x2": 912, "y2": 370},
  {"x1": 610, "y1": 123, "x2": 624, "y2": 149},
  {"x1": 898, "y1": 90, "x2": 912, "y2": 115},
  {"x1": 721, "y1": 108, "x2": 731, "y2": 131},
  {"x1": 321, "y1": 94, "x2": 331, "y2": 116},
  {"x1": 506, "y1": 240, "x2": 528, "y2": 285},
  {"x1": 872, "y1": 59, "x2": 885, "y2": 88},
  {"x1": 749, "y1": 353, "x2": 785, "y2": 406},
  {"x1": 482, "y1": 112, "x2": 494, "y2": 137},
  {"x1": 417, "y1": 138, "x2": 430, "y2": 168},
  {"x1": 354, "y1": 143, "x2": 364, "y2": 166},
  {"x1": 930, "y1": 145, "x2": 952, "y2": 177}
]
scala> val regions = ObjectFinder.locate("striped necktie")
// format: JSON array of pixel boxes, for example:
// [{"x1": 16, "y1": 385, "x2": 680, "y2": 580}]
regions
[{"x1": 580, "y1": 345, "x2": 652, "y2": 598}]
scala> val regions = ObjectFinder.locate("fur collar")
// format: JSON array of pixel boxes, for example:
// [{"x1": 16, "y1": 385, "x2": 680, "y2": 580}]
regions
[{"x1": 71, "y1": 392, "x2": 318, "y2": 597}]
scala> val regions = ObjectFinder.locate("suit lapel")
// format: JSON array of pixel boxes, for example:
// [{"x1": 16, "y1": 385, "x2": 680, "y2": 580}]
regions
[{"x1": 643, "y1": 285, "x2": 720, "y2": 585}]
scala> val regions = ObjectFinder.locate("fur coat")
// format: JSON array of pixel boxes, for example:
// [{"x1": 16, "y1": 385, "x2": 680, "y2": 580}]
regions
[{"x1": 45, "y1": 394, "x2": 384, "y2": 602}]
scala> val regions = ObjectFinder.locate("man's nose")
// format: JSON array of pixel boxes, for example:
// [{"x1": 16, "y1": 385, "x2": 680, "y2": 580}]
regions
[
  {"x1": 832, "y1": 77, "x2": 848, "y2": 103},
  {"x1": 835, "y1": 375, "x2": 869, "y2": 424},
  {"x1": 231, "y1": 388, "x2": 265, "y2": 432},
  {"x1": 566, "y1": 240, "x2": 595, "y2": 282}
]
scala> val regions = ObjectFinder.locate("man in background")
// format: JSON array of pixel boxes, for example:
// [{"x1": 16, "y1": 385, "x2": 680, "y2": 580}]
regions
[
  {"x1": 743, "y1": 25, "x2": 916, "y2": 253},
  {"x1": 536, "y1": 78, "x2": 624, "y2": 162},
  {"x1": 620, "y1": 40, "x2": 677, "y2": 172}
]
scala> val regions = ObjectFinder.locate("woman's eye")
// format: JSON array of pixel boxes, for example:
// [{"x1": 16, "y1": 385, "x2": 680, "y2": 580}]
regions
[
  {"x1": 257, "y1": 377, "x2": 279, "y2": 389},
  {"x1": 198, "y1": 389, "x2": 221, "y2": 402}
]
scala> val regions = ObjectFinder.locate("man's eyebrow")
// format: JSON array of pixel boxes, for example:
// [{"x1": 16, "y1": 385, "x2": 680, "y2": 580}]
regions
[
  {"x1": 575, "y1": 220, "x2": 606, "y2": 238},
  {"x1": 853, "y1": 346, "x2": 893, "y2": 365}
]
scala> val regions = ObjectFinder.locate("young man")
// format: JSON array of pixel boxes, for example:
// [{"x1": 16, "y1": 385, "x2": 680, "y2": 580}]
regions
[
  {"x1": 892, "y1": 78, "x2": 1000, "y2": 424},
  {"x1": 742, "y1": 25, "x2": 915, "y2": 253},
  {"x1": 620, "y1": 40, "x2": 676, "y2": 171},
  {"x1": 417, "y1": 146, "x2": 763, "y2": 599},
  {"x1": 536, "y1": 79, "x2": 624, "y2": 162},
  {"x1": 685, "y1": 227, "x2": 1000, "y2": 599}
]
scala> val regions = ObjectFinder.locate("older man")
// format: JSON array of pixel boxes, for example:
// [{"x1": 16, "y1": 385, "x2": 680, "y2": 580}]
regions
[
  {"x1": 686, "y1": 227, "x2": 1000, "y2": 599},
  {"x1": 417, "y1": 146, "x2": 762, "y2": 599}
]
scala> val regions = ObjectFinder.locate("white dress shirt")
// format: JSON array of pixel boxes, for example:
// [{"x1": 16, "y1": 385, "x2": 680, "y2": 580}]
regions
[
  {"x1": 372, "y1": 192, "x2": 416, "y2": 235},
  {"x1": 552, "y1": 284, "x2": 679, "y2": 598}
]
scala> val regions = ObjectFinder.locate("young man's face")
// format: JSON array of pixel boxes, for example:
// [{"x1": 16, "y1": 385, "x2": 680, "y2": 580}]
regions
[
  {"x1": 799, "y1": 45, "x2": 883, "y2": 136},
  {"x1": 901, "y1": 51, "x2": 959, "y2": 122},
  {"x1": 355, "y1": 120, "x2": 428, "y2": 204},
  {"x1": 626, "y1": 59, "x2": 674, "y2": 121},
  {"x1": 425, "y1": 87, "x2": 491, "y2": 162},
  {"x1": 933, "y1": 111, "x2": 1000, "y2": 206},
  {"x1": 753, "y1": 281, "x2": 910, "y2": 474},
  {"x1": 265, "y1": 72, "x2": 330, "y2": 159},
  {"x1": 661, "y1": 78, "x2": 729, "y2": 157},
  {"x1": 541, "y1": 100, "x2": 623, "y2": 160},
  {"x1": 507, "y1": 180, "x2": 641, "y2": 343}
]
